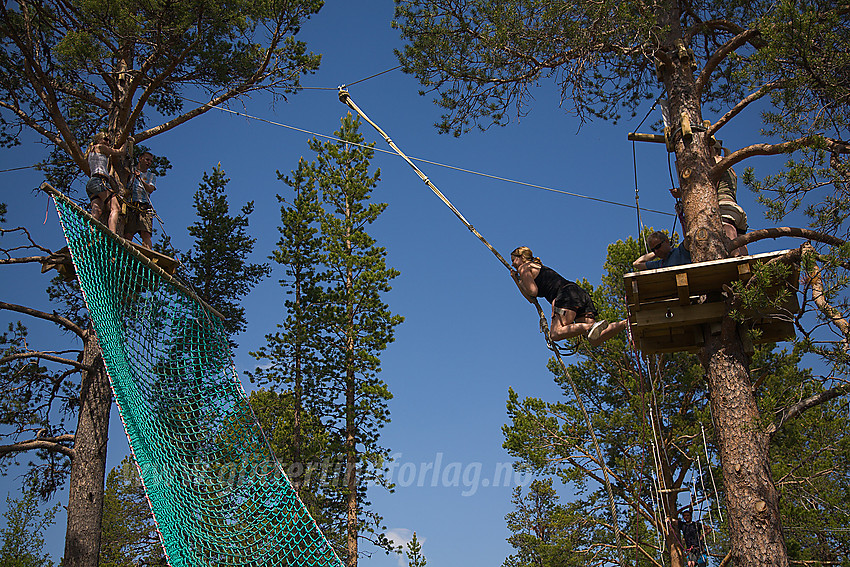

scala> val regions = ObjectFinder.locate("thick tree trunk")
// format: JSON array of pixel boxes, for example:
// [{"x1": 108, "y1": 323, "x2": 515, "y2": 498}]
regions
[
  {"x1": 345, "y1": 387, "x2": 357, "y2": 567},
  {"x1": 700, "y1": 323, "x2": 788, "y2": 566},
  {"x1": 63, "y1": 331, "x2": 111, "y2": 567},
  {"x1": 658, "y1": 2, "x2": 790, "y2": 564}
]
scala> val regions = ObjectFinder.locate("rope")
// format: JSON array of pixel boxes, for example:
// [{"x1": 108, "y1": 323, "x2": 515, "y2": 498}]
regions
[
  {"x1": 632, "y1": 99, "x2": 659, "y2": 252},
  {"x1": 339, "y1": 65, "x2": 402, "y2": 89},
  {"x1": 338, "y1": 87, "x2": 627, "y2": 567},
  {"x1": 701, "y1": 423, "x2": 723, "y2": 524}
]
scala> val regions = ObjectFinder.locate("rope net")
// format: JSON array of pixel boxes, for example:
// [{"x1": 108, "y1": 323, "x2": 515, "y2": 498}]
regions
[{"x1": 50, "y1": 189, "x2": 342, "y2": 567}]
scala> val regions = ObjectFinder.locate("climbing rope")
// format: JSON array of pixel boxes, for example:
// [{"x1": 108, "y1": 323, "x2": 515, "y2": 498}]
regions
[
  {"x1": 632, "y1": 98, "x2": 660, "y2": 252},
  {"x1": 338, "y1": 88, "x2": 627, "y2": 567}
]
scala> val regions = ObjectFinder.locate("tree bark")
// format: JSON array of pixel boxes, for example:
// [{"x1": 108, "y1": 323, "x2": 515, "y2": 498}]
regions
[
  {"x1": 63, "y1": 330, "x2": 112, "y2": 567},
  {"x1": 659, "y1": 0, "x2": 790, "y2": 564}
]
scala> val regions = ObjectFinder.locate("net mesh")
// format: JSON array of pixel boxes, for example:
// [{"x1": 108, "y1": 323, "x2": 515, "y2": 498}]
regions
[{"x1": 50, "y1": 190, "x2": 342, "y2": 567}]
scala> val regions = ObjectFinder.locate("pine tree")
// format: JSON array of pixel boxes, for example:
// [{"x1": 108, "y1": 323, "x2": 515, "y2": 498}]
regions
[
  {"x1": 0, "y1": 3, "x2": 323, "y2": 565},
  {"x1": 0, "y1": 490, "x2": 58, "y2": 567},
  {"x1": 502, "y1": 236, "x2": 850, "y2": 566},
  {"x1": 183, "y1": 165, "x2": 271, "y2": 343},
  {"x1": 251, "y1": 157, "x2": 328, "y2": 481},
  {"x1": 395, "y1": 2, "x2": 850, "y2": 564},
  {"x1": 254, "y1": 114, "x2": 402, "y2": 565},
  {"x1": 405, "y1": 531, "x2": 427, "y2": 567},
  {"x1": 309, "y1": 114, "x2": 403, "y2": 566},
  {"x1": 98, "y1": 456, "x2": 165, "y2": 567},
  {"x1": 503, "y1": 480, "x2": 582, "y2": 567}
]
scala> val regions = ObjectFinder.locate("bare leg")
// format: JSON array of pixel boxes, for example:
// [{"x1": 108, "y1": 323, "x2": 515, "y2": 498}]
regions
[
  {"x1": 90, "y1": 196, "x2": 104, "y2": 222},
  {"x1": 550, "y1": 308, "x2": 595, "y2": 341},
  {"x1": 106, "y1": 194, "x2": 122, "y2": 234},
  {"x1": 589, "y1": 319, "x2": 629, "y2": 347},
  {"x1": 140, "y1": 231, "x2": 152, "y2": 249}
]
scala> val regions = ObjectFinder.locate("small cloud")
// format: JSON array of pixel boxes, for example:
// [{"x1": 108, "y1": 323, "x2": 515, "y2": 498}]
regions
[{"x1": 385, "y1": 529, "x2": 426, "y2": 567}]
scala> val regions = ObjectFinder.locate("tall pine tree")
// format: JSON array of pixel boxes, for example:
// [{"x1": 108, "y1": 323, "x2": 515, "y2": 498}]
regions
[
  {"x1": 183, "y1": 165, "x2": 271, "y2": 344},
  {"x1": 254, "y1": 115, "x2": 402, "y2": 566},
  {"x1": 396, "y1": 3, "x2": 850, "y2": 564},
  {"x1": 310, "y1": 114, "x2": 403, "y2": 566}
]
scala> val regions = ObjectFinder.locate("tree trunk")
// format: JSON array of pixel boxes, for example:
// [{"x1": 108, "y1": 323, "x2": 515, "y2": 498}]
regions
[
  {"x1": 63, "y1": 331, "x2": 111, "y2": 567},
  {"x1": 344, "y1": 197, "x2": 358, "y2": 567},
  {"x1": 345, "y1": 369, "x2": 357, "y2": 567},
  {"x1": 700, "y1": 324, "x2": 788, "y2": 566},
  {"x1": 658, "y1": 1, "x2": 790, "y2": 564}
]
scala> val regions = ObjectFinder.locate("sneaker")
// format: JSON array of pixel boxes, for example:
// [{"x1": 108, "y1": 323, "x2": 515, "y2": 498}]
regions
[{"x1": 587, "y1": 320, "x2": 609, "y2": 341}]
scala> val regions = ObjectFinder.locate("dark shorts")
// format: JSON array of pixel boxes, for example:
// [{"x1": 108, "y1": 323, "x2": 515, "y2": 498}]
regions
[
  {"x1": 125, "y1": 207, "x2": 153, "y2": 235},
  {"x1": 86, "y1": 176, "x2": 112, "y2": 200},
  {"x1": 553, "y1": 282, "x2": 598, "y2": 319}
]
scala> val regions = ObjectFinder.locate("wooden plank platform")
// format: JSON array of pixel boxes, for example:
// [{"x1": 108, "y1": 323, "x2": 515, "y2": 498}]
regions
[
  {"x1": 624, "y1": 250, "x2": 799, "y2": 354},
  {"x1": 131, "y1": 242, "x2": 179, "y2": 275},
  {"x1": 41, "y1": 242, "x2": 178, "y2": 281}
]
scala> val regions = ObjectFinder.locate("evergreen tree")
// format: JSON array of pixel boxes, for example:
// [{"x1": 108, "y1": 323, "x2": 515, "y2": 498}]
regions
[
  {"x1": 251, "y1": 157, "x2": 327, "y2": 479},
  {"x1": 183, "y1": 165, "x2": 271, "y2": 343},
  {"x1": 254, "y1": 114, "x2": 402, "y2": 565},
  {"x1": 98, "y1": 456, "x2": 165, "y2": 567},
  {"x1": 0, "y1": 3, "x2": 323, "y2": 566},
  {"x1": 502, "y1": 237, "x2": 850, "y2": 566},
  {"x1": 405, "y1": 531, "x2": 426, "y2": 567},
  {"x1": 310, "y1": 114, "x2": 403, "y2": 566},
  {"x1": 503, "y1": 479, "x2": 584, "y2": 567},
  {"x1": 395, "y1": 2, "x2": 850, "y2": 564},
  {"x1": 0, "y1": 490, "x2": 58, "y2": 567}
]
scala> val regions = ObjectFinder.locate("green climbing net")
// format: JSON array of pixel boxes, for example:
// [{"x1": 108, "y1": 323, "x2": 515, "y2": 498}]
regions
[{"x1": 50, "y1": 188, "x2": 342, "y2": 567}]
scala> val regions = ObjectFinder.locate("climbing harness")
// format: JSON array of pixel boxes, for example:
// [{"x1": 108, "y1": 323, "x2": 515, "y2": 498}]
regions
[{"x1": 338, "y1": 87, "x2": 627, "y2": 567}]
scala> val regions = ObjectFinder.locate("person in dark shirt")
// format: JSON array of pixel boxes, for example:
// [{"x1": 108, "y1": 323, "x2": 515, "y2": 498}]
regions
[
  {"x1": 677, "y1": 510, "x2": 710, "y2": 567},
  {"x1": 511, "y1": 246, "x2": 628, "y2": 346}
]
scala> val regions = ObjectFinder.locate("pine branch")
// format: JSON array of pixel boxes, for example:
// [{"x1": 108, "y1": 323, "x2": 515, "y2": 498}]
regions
[
  {"x1": 729, "y1": 227, "x2": 845, "y2": 250},
  {"x1": 767, "y1": 383, "x2": 850, "y2": 436},
  {"x1": 0, "y1": 301, "x2": 86, "y2": 338},
  {"x1": 0, "y1": 434, "x2": 75, "y2": 459},
  {"x1": 0, "y1": 350, "x2": 93, "y2": 372}
]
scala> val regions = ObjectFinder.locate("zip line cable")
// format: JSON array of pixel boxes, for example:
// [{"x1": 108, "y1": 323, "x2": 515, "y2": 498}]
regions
[
  {"x1": 174, "y1": 94, "x2": 674, "y2": 217},
  {"x1": 338, "y1": 87, "x2": 628, "y2": 567}
]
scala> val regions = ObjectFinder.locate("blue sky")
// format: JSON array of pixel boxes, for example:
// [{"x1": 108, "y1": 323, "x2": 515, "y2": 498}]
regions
[{"x1": 0, "y1": 2, "x2": 787, "y2": 566}]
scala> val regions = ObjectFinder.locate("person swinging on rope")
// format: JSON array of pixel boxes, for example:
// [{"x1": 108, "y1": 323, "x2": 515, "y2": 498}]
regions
[{"x1": 511, "y1": 246, "x2": 628, "y2": 346}]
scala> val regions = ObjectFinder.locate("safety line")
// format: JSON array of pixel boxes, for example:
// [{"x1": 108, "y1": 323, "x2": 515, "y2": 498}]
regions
[{"x1": 176, "y1": 95, "x2": 674, "y2": 217}]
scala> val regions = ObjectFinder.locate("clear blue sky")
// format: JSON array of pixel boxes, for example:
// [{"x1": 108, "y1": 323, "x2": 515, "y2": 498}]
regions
[{"x1": 0, "y1": 3, "x2": 783, "y2": 566}]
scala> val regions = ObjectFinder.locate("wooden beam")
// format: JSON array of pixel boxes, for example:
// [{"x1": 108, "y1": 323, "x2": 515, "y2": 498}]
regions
[
  {"x1": 676, "y1": 272, "x2": 690, "y2": 305},
  {"x1": 628, "y1": 132, "x2": 666, "y2": 143},
  {"x1": 633, "y1": 302, "x2": 728, "y2": 330}
]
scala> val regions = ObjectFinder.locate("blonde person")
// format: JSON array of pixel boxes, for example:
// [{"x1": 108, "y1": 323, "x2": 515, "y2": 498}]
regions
[
  {"x1": 511, "y1": 246, "x2": 628, "y2": 346},
  {"x1": 84, "y1": 132, "x2": 126, "y2": 233},
  {"x1": 125, "y1": 151, "x2": 157, "y2": 248}
]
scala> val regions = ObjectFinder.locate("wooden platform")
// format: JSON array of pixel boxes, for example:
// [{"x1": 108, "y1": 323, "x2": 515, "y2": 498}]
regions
[
  {"x1": 624, "y1": 250, "x2": 799, "y2": 354},
  {"x1": 41, "y1": 242, "x2": 178, "y2": 281}
]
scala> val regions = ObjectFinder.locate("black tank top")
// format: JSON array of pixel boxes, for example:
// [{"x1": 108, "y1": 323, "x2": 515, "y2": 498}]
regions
[{"x1": 534, "y1": 266, "x2": 570, "y2": 303}]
